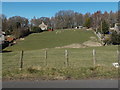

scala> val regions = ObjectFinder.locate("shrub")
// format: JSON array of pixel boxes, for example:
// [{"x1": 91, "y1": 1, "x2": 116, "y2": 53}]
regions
[
  {"x1": 110, "y1": 31, "x2": 120, "y2": 45},
  {"x1": 31, "y1": 26, "x2": 42, "y2": 33},
  {"x1": 102, "y1": 20, "x2": 109, "y2": 34}
]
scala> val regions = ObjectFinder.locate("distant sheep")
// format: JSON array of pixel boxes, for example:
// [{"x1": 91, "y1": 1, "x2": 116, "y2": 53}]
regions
[{"x1": 56, "y1": 31, "x2": 61, "y2": 34}]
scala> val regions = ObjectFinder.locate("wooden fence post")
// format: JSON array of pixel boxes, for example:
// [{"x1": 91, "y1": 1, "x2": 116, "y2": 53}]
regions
[
  {"x1": 20, "y1": 50, "x2": 24, "y2": 70},
  {"x1": 93, "y1": 49, "x2": 96, "y2": 67},
  {"x1": 117, "y1": 50, "x2": 120, "y2": 64},
  {"x1": 65, "y1": 50, "x2": 69, "y2": 67},
  {"x1": 45, "y1": 50, "x2": 47, "y2": 66}
]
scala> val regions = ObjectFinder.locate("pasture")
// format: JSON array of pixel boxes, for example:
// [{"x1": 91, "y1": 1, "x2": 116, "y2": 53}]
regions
[
  {"x1": 2, "y1": 29, "x2": 119, "y2": 80},
  {"x1": 4, "y1": 29, "x2": 97, "y2": 51}
]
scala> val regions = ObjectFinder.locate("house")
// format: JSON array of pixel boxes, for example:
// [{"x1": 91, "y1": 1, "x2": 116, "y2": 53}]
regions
[
  {"x1": 0, "y1": 31, "x2": 5, "y2": 44},
  {"x1": 74, "y1": 26, "x2": 83, "y2": 29},
  {"x1": 109, "y1": 23, "x2": 120, "y2": 34},
  {"x1": 114, "y1": 23, "x2": 120, "y2": 33},
  {"x1": 39, "y1": 22, "x2": 48, "y2": 31},
  {"x1": 6, "y1": 36, "x2": 14, "y2": 43}
]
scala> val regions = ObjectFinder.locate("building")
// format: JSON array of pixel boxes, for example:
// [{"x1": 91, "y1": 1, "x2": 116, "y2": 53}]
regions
[
  {"x1": 6, "y1": 36, "x2": 14, "y2": 43},
  {"x1": 75, "y1": 26, "x2": 83, "y2": 29},
  {"x1": 39, "y1": 22, "x2": 48, "y2": 31},
  {"x1": 48, "y1": 27, "x2": 54, "y2": 31},
  {"x1": 0, "y1": 31, "x2": 5, "y2": 44},
  {"x1": 114, "y1": 23, "x2": 120, "y2": 33},
  {"x1": 109, "y1": 23, "x2": 120, "y2": 34}
]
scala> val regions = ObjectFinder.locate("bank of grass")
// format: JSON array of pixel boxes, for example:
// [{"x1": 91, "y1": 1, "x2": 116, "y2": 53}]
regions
[
  {"x1": 3, "y1": 45, "x2": 118, "y2": 68},
  {"x1": 3, "y1": 66, "x2": 118, "y2": 80},
  {"x1": 2, "y1": 45, "x2": 118, "y2": 80},
  {"x1": 4, "y1": 29, "x2": 96, "y2": 51},
  {"x1": 2, "y1": 29, "x2": 119, "y2": 80}
]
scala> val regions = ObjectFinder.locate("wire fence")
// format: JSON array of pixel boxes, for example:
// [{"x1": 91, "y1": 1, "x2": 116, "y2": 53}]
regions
[{"x1": 2, "y1": 49, "x2": 119, "y2": 70}]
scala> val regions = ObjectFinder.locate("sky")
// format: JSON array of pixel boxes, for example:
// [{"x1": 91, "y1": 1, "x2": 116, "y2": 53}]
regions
[
  {"x1": 1, "y1": 0, "x2": 119, "y2": 2},
  {"x1": 2, "y1": 2, "x2": 118, "y2": 20}
]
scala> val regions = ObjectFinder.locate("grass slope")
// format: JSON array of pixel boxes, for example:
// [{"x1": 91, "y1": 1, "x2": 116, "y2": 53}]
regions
[
  {"x1": 3, "y1": 45, "x2": 118, "y2": 80},
  {"x1": 5, "y1": 29, "x2": 96, "y2": 51},
  {"x1": 3, "y1": 29, "x2": 118, "y2": 80}
]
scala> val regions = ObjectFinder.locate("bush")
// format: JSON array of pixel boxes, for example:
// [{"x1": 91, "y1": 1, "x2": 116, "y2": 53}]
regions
[
  {"x1": 102, "y1": 20, "x2": 109, "y2": 34},
  {"x1": 103, "y1": 35, "x2": 111, "y2": 45},
  {"x1": 31, "y1": 26, "x2": 42, "y2": 33},
  {"x1": 84, "y1": 17, "x2": 91, "y2": 28},
  {"x1": 110, "y1": 31, "x2": 120, "y2": 45},
  {"x1": 12, "y1": 27, "x2": 30, "y2": 39},
  {"x1": 27, "y1": 66, "x2": 40, "y2": 73}
]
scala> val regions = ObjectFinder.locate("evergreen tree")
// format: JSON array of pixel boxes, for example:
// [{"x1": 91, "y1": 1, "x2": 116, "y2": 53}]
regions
[
  {"x1": 111, "y1": 31, "x2": 120, "y2": 45},
  {"x1": 84, "y1": 17, "x2": 91, "y2": 28},
  {"x1": 101, "y1": 20, "x2": 109, "y2": 34}
]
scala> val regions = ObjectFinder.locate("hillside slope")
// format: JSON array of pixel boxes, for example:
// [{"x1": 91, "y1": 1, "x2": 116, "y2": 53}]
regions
[{"x1": 5, "y1": 29, "x2": 98, "y2": 51}]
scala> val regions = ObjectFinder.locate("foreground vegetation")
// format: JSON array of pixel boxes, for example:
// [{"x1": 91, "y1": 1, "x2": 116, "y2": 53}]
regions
[
  {"x1": 3, "y1": 66, "x2": 118, "y2": 81},
  {"x1": 2, "y1": 30, "x2": 119, "y2": 80},
  {"x1": 3, "y1": 45, "x2": 118, "y2": 80}
]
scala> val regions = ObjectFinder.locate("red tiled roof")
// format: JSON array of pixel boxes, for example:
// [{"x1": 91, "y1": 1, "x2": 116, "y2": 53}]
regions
[{"x1": 6, "y1": 37, "x2": 14, "y2": 42}]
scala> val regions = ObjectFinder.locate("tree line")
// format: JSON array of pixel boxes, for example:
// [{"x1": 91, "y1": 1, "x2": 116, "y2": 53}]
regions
[
  {"x1": 1, "y1": 10, "x2": 120, "y2": 44},
  {"x1": 31, "y1": 10, "x2": 118, "y2": 30}
]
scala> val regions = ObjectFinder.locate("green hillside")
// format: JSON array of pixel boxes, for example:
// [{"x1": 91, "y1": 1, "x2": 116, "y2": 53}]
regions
[
  {"x1": 5, "y1": 29, "x2": 96, "y2": 51},
  {"x1": 3, "y1": 29, "x2": 118, "y2": 80}
]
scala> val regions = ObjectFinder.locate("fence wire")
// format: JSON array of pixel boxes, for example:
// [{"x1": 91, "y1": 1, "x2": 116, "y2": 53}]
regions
[{"x1": 2, "y1": 49, "x2": 118, "y2": 70}]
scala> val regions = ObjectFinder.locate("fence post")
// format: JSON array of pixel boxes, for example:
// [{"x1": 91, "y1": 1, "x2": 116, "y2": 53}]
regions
[
  {"x1": 93, "y1": 49, "x2": 96, "y2": 67},
  {"x1": 45, "y1": 50, "x2": 47, "y2": 66},
  {"x1": 20, "y1": 50, "x2": 24, "y2": 70},
  {"x1": 65, "y1": 50, "x2": 69, "y2": 67},
  {"x1": 117, "y1": 49, "x2": 120, "y2": 64}
]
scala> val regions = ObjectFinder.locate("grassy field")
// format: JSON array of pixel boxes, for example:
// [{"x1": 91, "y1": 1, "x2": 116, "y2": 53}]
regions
[
  {"x1": 2, "y1": 29, "x2": 119, "y2": 80},
  {"x1": 5, "y1": 29, "x2": 96, "y2": 51}
]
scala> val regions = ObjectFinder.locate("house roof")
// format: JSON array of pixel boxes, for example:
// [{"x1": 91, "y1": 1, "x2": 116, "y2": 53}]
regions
[{"x1": 6, "y1": 37, "x2": 14, "y2": 42}]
